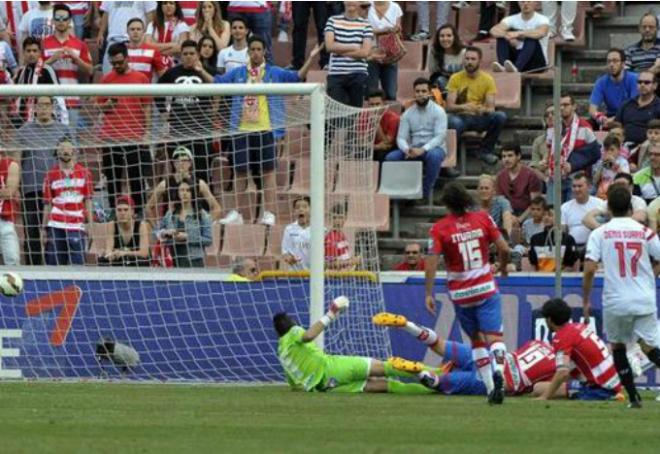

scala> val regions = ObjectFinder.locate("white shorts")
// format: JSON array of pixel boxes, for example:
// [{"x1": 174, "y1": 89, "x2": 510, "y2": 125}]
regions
[{"x1": 603, "y1": 312, "x2": 660, "y2": 347}]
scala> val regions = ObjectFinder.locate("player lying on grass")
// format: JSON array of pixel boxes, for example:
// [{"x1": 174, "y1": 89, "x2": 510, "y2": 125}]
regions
[
  {"x1": 373, "y1": 312, "x2": 557, "y2": 396},
  {"x1": 535, "y1": 298, "x2": 623, "y2": 401},
  {"x1": 274, "y1": 296, "x2": 433, "y2": 394}
]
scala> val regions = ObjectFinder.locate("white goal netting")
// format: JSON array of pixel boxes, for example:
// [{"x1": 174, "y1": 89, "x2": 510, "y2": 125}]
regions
[{"x1": 0, "y1": 85, "x2": 392, "y2": 381}]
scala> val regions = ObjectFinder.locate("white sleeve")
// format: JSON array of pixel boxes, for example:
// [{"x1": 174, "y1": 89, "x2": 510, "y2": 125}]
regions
[
  {"x1": 145, "y1": 22, "x2": 155, "y2": 38},
  {"x1": 100, "y1": 1, "x2": 111, "y2": 13},
  {"x1": 560, "y1": 203, "x2": 568, "y2": 225},
  {"x1": 217, "y1": 50, "x2": 226, "y2": 69},
  {"x1": 281, "y1": 226, "x2": 294, "y2": 255},
  {"x1": 585, "y1": 228, "x2": 602, "y2": 262}
]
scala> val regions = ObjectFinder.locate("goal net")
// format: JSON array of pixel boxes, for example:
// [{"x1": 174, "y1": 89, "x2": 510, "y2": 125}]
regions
[{"x1": 0, "y1": 83, "x2": 392, "y2": 382}]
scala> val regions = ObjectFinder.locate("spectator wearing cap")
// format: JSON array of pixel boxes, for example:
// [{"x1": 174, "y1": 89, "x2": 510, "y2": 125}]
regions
[
  {"x1": 624, "y1": 12, "x2": 660, "y2": 75},
  {"x1": 214, "y1": 35, "x2": 322, "y2": 226},
  {"x1": 43, "y1": 137, "x2": 94, "y2": 266},
  {"x1": 100, "y1": 195, "x2": 151, "y2": 267},
  {"x1": 0, "y1": 147, "x2": 20, "y2": 266},
  {"x1": 392, "y1": 243, "x2": 425, "y2": 271},
  {"x1": 146, "y1": 145, "x2": 222, "y2": 223},
  {"x1": 228, "y1": 258, "x2": 259, "y2": 281},
  {"x1": 615, "y1": 70, "x2": 660, "y2": 147},
  {"x1": 97, "y1": 42, "x2": 152, "y2": 214},
  {"x1": 588, "y1": 48, "x2": 639, "y2": 129}
]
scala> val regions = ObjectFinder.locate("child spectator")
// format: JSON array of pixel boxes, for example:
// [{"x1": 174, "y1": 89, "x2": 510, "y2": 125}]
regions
[
  {"x1": 593, "y1": 134, "x2": 630, "y2": 200},
  {"x1": 325, "y1": 202, "x2": 360, "y2": 271},
  {"x1": 529, "y1": 204, "x2": 578, "y2": 272},
  {"x1": 521, "y1": 196, "x2": 547, "y2": 246},
  {"x1": 281, "y1": 196, "x2": 311, "y2": 271},
  {"x1": 605, "y1": 121, "x2": 630, "y2": 160}
]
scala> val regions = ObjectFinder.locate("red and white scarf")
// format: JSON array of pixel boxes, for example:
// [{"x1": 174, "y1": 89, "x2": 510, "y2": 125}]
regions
[
  {"x1": 242, "y1": 62, "x2": 266, "y2": 123},
  {"x1": 547, "y1": 114, "x2": 579, "y2": 177},
  {"x1": 157, "y1": 20, "x2": 176, "y2": 43}
]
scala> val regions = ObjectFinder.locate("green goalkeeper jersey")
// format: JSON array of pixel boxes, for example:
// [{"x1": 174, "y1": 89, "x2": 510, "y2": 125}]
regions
[{"x1": 278, "y1": 326, "x2": 328, "y2": 391}]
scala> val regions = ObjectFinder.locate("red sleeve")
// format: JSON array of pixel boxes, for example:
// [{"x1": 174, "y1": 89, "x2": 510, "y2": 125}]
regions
[
  {"x1": 494, "y1": 171, "x2": 507, "y2": 196},
  {"x1": 528, "y1": 170, "x2": 542, "y2": 193},
  {"x1": 84, "y1": 169, "x2": 94, "y2": 197},
  {"x1": 324, "y1": 232, "x2": 337, "y2": 259},
  {"x1": 381, "y1": 113, "x2": 399, "y2": 140},
  {"x1": 43, "y1": 172, "x2": 53, "y2": 203},
  {"x1": 393, "y1": 262, "x2": 407, "y2": 271},
  {"x1": 552, "y1": 331, "x2": 573, "y2": 358},
  {"x1": 153, "y1": 48, "x2": 169, "y2": 74},
  {"x1": 80, "y1": 41, "x2": 91, "y2": 64},
  {"x1": 429, "y1": 223, "x2": 443, "y2": 255}
]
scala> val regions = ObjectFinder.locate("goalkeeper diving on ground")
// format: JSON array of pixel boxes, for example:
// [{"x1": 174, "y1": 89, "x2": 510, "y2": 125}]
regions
[{"x1": 274, "y1": 296, "x2": 434, "y2": 394}]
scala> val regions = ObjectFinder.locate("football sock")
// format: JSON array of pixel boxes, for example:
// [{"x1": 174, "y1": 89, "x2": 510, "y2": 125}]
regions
[
  {"x1": 489, "y1": 341, "x2": 507, "y2": 375},
  {"x1": 403, "y1": 322, "x2": 438, "y2": 347},
  {"x1": 472, "y1": 345, "x2": 494, "y2": 393},
  {"x1": 644, "y1": 347, "x2": 660, "y2": 368},
  {"x1": 386, "y1": 380, "x2": 434, "y2": 394},
  {"x1": 613, "y1": 348, "x2": 641, "y2": 403}
]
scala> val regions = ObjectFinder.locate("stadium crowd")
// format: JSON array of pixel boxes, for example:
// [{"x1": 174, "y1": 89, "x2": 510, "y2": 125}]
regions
[{"x1": 0, "y1": 1, "x2": 659, "y2": 273}]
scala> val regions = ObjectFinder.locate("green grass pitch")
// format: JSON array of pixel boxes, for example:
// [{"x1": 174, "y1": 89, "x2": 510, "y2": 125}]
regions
[{"x1": 1, "y1": 383, "x2": 659, "y2": 453}]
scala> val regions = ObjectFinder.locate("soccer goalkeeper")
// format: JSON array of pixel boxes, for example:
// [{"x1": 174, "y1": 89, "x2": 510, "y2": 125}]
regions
[{"x1": 274, "y1": 296, "x2": 432, "y2": 394}]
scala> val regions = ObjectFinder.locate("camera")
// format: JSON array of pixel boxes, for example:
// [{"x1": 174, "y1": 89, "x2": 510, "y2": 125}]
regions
[{"x1": 96, "y1": 338, "x2": 140, "y2": 374}]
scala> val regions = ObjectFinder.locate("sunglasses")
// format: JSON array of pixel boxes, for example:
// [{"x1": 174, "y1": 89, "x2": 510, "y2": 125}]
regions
[
  {"x1": 405, "y1": 251, "x2": 419, "y2": 255},
  {"x1": 53, "y1": 16, "x2": 70, "y2": 22},
  {"x1": 638, "y1": 80, "x2": 654, "y2": 85}
]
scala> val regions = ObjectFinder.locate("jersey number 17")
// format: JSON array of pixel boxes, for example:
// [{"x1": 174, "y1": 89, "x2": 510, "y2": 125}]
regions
[{"x1": 614, "y1": 241, "x2": 642, "y2": 278}]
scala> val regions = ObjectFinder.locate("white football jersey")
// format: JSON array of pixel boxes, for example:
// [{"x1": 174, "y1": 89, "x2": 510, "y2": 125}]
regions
[{"x1": 586, "y1": 217, "x2": 660, "y2": 315}]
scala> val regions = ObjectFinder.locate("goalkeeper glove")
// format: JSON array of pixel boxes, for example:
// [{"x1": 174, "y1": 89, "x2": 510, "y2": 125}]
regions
[{"x1": 320, "y1": 296, "x2": 350, "y2": 326}]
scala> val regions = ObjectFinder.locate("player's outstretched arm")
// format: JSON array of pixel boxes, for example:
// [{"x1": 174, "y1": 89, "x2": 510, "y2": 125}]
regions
[
  {"x1": 302, "y1": 296, "x2": 350, "y2": 343},
  {"x1": 582, "y1": 259, "x2": 598, "y2": 323},
  {"x1": 494, "y1": 236, "x2": 511, "y2": 278},
  {"x1": 536, "y1": 366, "x2": 570, "y2": 400}
]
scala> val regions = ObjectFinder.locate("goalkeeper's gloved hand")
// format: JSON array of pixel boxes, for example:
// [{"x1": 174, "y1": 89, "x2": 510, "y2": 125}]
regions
[{"x1": 320, "y1": 296, "x2": 350, "y2": 326}]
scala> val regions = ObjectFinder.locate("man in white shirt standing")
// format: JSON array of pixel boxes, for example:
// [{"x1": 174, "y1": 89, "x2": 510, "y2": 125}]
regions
[
  {"x1": 217, "y1": 16, "x2": 249, "y2": 75},
  {"x1": 583, "y1": 184, "x2": 660, "y2": 408},
  {"x1": 489, "y1": 0, "x2": 550, "y2": 73},
  {"x1": 96, "y1": 1, "x2": 157, "y2": 73},
  {"x1": 281, "y1": 196, "x2": 311, "y2": 271},
  {"x1": 560, "y1": 172, "x2": 605, "y2": 259}
]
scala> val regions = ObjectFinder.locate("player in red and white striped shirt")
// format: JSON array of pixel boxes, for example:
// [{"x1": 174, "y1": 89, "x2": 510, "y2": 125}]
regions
[
  {"x1": 537, "y1": 298, "x2": 622, "y2": 401},
  {"x1": 41, "y1": 4, "x2": 92, "y2": 113},
  {"x1": 43, "y1": 136, "x2": 94, "y2": 266},
  {"x1": 426, "y1": 182, "x2": 511, "y2": 405}
]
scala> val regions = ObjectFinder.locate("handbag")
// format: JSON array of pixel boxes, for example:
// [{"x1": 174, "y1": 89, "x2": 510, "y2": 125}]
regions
[{"x1": 377, "y1": 30, "x2": 406, "y2": 65}]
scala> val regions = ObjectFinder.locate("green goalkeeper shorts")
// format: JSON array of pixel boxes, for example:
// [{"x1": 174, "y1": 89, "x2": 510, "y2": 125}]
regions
[{"x1": 320, "y1": 355, "x2": 371, "y2": 393}]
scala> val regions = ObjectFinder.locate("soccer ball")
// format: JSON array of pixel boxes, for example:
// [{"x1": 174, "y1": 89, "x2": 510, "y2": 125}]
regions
[{"x1": 0, "y1": 272, "x2": 23, "y2": 297}]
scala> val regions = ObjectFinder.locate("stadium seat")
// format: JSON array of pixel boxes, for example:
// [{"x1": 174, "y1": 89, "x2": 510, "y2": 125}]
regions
[
  {"x1": 473, "y1": 40, "x2": 497, "y2": 70},
  {"x1": 443, "y1": 129, "x2": 458, "y2": 168},
  {"x1": 265, "y1": 224, "x2": 285, "y2": 258},
  {"x1": 272, "y1": 41, "x2": 293, "y2": 67},
  {"x1": 204, "y1": 223, "x2": 223, "y2": 267},
  {"x1": 397, "y1": 70, "x2": 427, "y2": 102},
  {"x1": 276, "y1": 159, "x2": 292, "y2": 190},
  {"x1": 378, "y1": 161, "x2": 422, "y2": 238},
  {"x1": 523, "y1": 40, "x2": 555, "y2": 116},
  {"x1": 283, "y1": 127, "x2": 310, "y2": 160},
  {"x1": 399, "y1": 41, "x2": 425, "y2": 70},
  {"x1": 345, "y1": 193, "x2": 390, "y2": 231},
  {"x1": 220, "y1": 224, "x2": 267, "y2": 257},
  {"x1": 273, "y1": 194, "x2": 298, "y2": 226},
  {"x1": 456, "y1": 4, "x2": 481, "y2": 44},
  {"x1": 334, "y1": 161, "x2": 379, "y2": 193},
  {"x1": 492, "y1": 72, "x2": 522, "y2": 109},
  {"x1": 287, "y1": 159, "x2": 336, "y2": 195}
]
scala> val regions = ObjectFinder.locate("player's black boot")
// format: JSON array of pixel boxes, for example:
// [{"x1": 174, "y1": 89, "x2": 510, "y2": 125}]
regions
[
  {"x1": 628, "y1": 392, "x2": 642, "y2": 409},
  {"x1": 488, "y1": 371, "x2": 504, "y2": 405}
]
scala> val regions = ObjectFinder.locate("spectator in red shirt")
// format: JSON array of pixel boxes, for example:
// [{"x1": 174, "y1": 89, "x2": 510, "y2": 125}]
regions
[
  {"x1": 126, "y1": 17, "x2": 169, "y2": 81},
  {"x1": 0, "y1": 147, "x2": 20, "y2": 266},
  {"x1": 325, "y1": 202, "x2": 360, "y2": 271},
  {"x1": 367, "y1": 89, "x2": 399, "y2": 162},
  {"x1": 495, "y1": 142, "x2": 542, "y2": 223},
  {"x1": 96, "y1": 42, "x2": 152, "y2": 215},
  {"x1": 41, "y1": 4, "x2": 92, "y2": 131},
  {"x1": 393, "y1": 242, "x2": 426, "y2": 271},
  {"x1": 43, "y1": 137, "x2": 94, "y2": 266}
]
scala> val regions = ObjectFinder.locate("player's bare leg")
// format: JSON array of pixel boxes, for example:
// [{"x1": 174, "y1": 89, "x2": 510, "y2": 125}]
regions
[
  {"x1": 372, "y1": 312, "x2": 445, "y2": 354},
  {"x1": 531, "y1": 382, "x2": 569, "y2": 399},
  {"x1": 484, "y1": 333, "x2": 507, "y2": 405}
]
